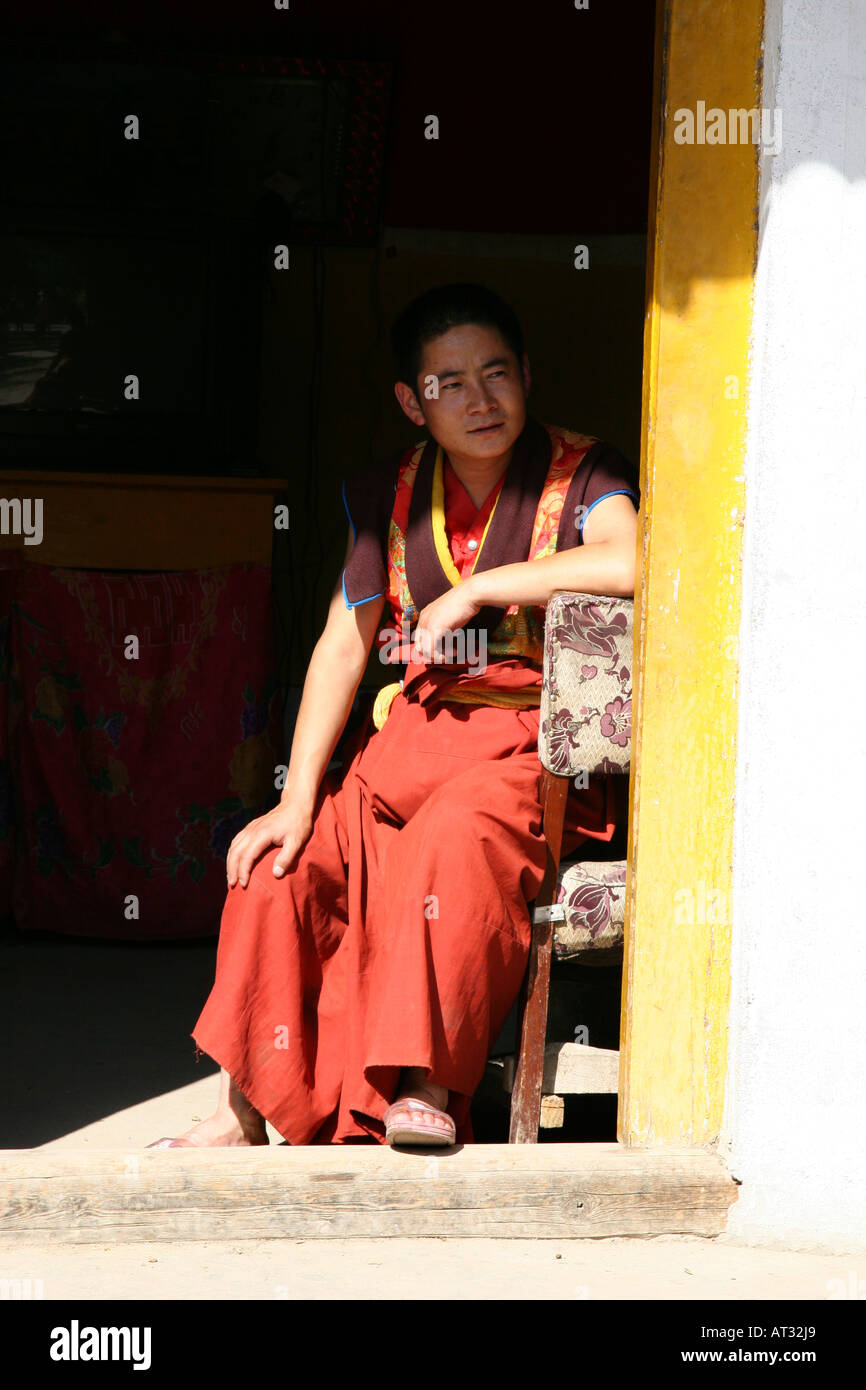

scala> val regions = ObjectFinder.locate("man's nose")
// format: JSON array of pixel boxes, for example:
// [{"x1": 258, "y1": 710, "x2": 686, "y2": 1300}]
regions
[{"x1": 466, "y1": 380, "x2": 498, "y2": 413}]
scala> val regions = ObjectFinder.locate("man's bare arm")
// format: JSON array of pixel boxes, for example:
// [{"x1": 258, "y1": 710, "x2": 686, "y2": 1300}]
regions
[
  {"x1": 226, "y1": 528, "x2": 384, "y2": 888},
  {"x1": 281, "y1": 529, "x2": 385, "y2": 814},
  {"x1": 411, "y1": 493, "x2": 639, "y2": 654},
  {"x1": 468, "y1": 493, "x2": 639, "y2": 605}
]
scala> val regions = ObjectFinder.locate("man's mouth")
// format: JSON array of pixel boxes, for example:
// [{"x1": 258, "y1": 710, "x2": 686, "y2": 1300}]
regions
[{"x1": 469, "y1": 422, "x2": 504, "y2": 433}]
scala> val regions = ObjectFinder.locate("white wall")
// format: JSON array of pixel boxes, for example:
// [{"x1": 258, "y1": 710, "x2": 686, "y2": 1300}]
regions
[{"x1": 724, "y1": 0, "x2": 866, "y2": 1251}]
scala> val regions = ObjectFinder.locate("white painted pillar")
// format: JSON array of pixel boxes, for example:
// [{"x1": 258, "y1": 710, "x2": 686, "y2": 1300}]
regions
[{"x1": 725, "y1": 0, "x2": 866, "y2": 1251}]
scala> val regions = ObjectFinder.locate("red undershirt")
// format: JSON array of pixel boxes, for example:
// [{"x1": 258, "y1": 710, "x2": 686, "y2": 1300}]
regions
[{"x1": 442, "y1": 458, "x2": 506, "y2": 578}]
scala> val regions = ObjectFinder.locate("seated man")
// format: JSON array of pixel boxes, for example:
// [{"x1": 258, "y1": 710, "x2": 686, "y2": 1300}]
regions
[{"x1": 149, "y1": 282, "x2": 639, "y2": 1149}]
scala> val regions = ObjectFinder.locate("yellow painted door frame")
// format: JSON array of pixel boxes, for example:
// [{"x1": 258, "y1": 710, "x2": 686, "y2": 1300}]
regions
[{"x1": 619, "y1": 0, "x2": 765, "y2": 1145}]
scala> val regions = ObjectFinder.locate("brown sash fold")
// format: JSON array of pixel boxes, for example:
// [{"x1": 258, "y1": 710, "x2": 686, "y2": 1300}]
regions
[
  {"x1": 340, "y1": 450, "x2": 404, "y2": 609},
  {"x1": 557, "y1": 440, "x2": 641, "y2": 551},
  {"x1": 341, "y1": 426, "x2": 641, "y2": 644}
]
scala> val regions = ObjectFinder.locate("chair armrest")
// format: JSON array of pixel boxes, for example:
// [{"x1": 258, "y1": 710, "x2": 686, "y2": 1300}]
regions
[{"x1": 539, "y1": 591, "x2": 634, "y2": 776}]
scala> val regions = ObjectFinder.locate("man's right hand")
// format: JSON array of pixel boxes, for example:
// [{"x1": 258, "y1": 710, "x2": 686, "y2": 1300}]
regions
[
  {"x1": 223, "y1": 524, "x2": 382, "y2": 892},
  {"x1": 226, "y1": 799, "x2": 315, "y2": 889}
]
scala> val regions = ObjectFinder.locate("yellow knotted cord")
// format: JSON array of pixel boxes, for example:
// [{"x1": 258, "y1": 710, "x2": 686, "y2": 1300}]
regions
[{"x1": 372, "y1": 681, "x2": 403, "y2": 730}]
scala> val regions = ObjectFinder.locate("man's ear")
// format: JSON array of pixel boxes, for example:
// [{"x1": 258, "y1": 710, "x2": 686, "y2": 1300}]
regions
[
  {"x1": 521, "y1": 352, "x2": 532, "y2": 398},
  {"x1": 394, "y1": 380, "x2": 427, "y2": 428}
]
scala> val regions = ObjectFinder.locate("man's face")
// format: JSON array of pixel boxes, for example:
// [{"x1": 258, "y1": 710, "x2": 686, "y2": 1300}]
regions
[{"x1": 394, "y1": 322, "x2": 531, "y2": 461}]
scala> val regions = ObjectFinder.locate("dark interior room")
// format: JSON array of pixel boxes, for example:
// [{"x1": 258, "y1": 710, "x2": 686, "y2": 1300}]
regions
[{"x1": 0, "y1": 0, "x2": 655, "y2": 1148}]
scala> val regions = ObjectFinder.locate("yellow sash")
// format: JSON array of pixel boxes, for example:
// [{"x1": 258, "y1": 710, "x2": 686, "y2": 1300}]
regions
[{"x1": 430, "y1": 445, "x2": 501, "y2": 584}]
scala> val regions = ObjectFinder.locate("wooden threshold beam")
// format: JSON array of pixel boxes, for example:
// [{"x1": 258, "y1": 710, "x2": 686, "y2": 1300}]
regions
[{"x1": 0, "y1": 1144, "x2": 737, "y2": 1244}]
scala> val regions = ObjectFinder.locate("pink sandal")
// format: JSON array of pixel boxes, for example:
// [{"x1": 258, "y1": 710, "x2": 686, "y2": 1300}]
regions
[
  {"x1": 146, "y1": 1137, "x2": 196, "y2": 1149},
  {"x1": 384, "y1": 1098, "x2": 456, "y2": 1147}
]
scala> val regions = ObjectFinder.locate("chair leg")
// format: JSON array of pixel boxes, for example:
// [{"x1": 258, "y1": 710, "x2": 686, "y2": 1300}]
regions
[{"x1": 508, "y1": 768, "x2": 570, "y2": 1143}]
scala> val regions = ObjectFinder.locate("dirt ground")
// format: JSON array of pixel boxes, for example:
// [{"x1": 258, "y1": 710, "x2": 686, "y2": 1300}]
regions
[{"x1": 2, "y1": 1233, "x2": 860, "y2": 1301}]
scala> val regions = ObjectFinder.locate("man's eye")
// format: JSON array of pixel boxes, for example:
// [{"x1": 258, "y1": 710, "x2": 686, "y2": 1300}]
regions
[
  {"x1": 442, "y1": 382, "x2": 461, "y2": 390},
  {"x1": 487, "y1": 370, "x2": 505, "y2": 379}
]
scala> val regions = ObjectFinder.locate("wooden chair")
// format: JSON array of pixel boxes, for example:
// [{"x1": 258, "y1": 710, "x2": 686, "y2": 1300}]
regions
[{"x1": 507, "y1": 591, "x2": 634, "y2": 1143}]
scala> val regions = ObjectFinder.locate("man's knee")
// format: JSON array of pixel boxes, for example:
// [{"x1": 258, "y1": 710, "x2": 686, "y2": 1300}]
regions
[{"x1": 419, "y1": 758, "x2": 541, "y2": 832}]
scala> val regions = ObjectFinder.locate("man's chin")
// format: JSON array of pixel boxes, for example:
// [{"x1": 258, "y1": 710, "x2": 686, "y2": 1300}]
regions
[{"x1": 462, "y1": 422, "x2": 518, "y2": 453}]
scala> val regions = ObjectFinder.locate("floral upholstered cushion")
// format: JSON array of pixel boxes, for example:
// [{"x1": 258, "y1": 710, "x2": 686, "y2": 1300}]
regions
[
  {"x1": 554, "y1": 859, "x2": 627, "y2": 959},
  {"x1": 539, "y1": 593, "x2": 634, "y2": 776}
]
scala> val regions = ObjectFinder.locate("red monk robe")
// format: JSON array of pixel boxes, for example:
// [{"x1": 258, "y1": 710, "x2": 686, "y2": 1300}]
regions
[{"x1": 191, "y1": 424, "x2": 637, "y2": 1145}]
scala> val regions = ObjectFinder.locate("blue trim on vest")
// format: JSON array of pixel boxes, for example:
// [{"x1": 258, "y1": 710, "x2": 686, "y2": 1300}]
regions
[
  {"x1": 341, "y1": 478, "x2": 356, "y2": 541},
  {"x1": 579, "y1": 489, "x2": 639, "y2": 535},
  {"x1": 342, "y1": 570, "x2": 385, "y2": 611}
]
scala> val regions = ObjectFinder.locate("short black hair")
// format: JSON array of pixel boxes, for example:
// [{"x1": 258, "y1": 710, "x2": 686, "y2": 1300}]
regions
[{"x1": 390, "y1": 282, "x2": 525, "y2": 391}]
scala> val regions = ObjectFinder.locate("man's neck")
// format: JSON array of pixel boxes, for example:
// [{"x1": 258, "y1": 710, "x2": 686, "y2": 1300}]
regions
[{"x1": 442, "y1": 446, "x2": 513, "y2": 511}]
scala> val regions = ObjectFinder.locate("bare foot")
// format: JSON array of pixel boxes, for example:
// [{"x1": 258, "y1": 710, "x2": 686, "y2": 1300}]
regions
[
  {"x1": 149, "y1": 1068, "x2": 268, "y2": 1148},
  {"x1": 169, "y1": 1111, "x2": 268, "y2": 1148}
]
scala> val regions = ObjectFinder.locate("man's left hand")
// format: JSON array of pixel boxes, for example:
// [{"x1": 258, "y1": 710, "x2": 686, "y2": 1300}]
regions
[{"x1": 413, "y1": 579, "x2": 483, "y2": 662}]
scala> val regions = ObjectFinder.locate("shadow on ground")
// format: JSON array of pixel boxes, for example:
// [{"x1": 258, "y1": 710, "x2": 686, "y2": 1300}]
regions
[
  {"x1": 2, "y1": 931, "x2": 220, "y2": 1147},
  {"x1": 2, "y1": 930, "x2": 620, "y2": 1148}
]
